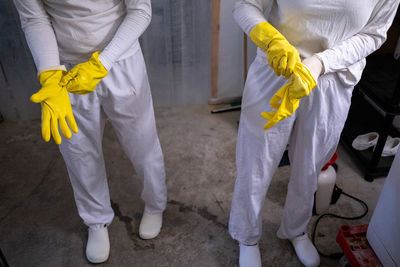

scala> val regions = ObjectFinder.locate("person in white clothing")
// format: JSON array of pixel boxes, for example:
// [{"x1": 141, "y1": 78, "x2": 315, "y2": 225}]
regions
[
  {"x1": 14, "y1": 0, "x2": 167, "y2": 263},
  {"x1": 230, "y1": 0, "x2": 399, "y2": 266}
]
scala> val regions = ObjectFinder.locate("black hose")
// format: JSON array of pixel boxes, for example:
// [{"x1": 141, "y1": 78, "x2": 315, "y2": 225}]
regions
[{"x1": 311, "y1": 188, "x2": 369, "y2": 259}]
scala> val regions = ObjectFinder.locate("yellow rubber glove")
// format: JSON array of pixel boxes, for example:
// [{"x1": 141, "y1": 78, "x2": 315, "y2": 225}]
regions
[
  {"x1": 60, "y1": 51, "x2": 108, "y2": 95},
  {"x1": 250, "y1": 21, "x2": 300, "y2": 79},
  {"x1": 261, "y1": 82, "x2": 300, "y2": 130},
  {"x1": 287, "y1": 63, "x2": 317, "y2": 99},
  {"x1": 261, "y1": 62, "x2": 316, "y2": 129},
  {"x1": 31, "y1": 70, "x2": 79, "y2": 144}
]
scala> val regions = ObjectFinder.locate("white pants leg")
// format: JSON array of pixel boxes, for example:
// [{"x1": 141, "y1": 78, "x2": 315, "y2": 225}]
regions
[
  {"x1": 60, "y1": 48, "x2": 167, "y2": 228},
  {"x1": 100, "y1": 49, "x2": 167, "y2": 214},
  {"x1": 59, "y1": 86, "x2": 111, "y2": 229},
  {"x1": 277, "y1": 74, "x2": 353, "y2": 239},
  {"x1": 229, "y1": 56, "x2": 294, "y2": 245},
  {"x1": 229, "y1": 55, "x2": 353, "y2": 244}
]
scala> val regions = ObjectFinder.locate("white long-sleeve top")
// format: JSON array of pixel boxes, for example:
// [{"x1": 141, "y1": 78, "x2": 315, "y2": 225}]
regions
[
  {"x1": 234, "y1": 0, "x2": 399, "y2": 87},
  {"x1": 13, "y1": 0, "x2": 152, "y2": 71}
]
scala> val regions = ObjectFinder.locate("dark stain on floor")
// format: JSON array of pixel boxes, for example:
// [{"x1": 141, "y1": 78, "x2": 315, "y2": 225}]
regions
[
  {"x1": 168, "y1": 200, "x2": 227, "y2": 229},
  {"x1": 111, "y1": 200, "x2": 155, "y2": 251}
]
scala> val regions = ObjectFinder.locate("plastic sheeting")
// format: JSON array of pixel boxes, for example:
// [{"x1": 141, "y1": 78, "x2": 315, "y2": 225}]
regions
[
  {"x1": 216, "y1": 0, "x2": 256, "y2": 102},
  {"x1": 141, "y1": 0, "x2": 212, "y2": 107},
  {"x1": 1, "y1": 0, "x2": 252, "y2": 119},
  {"x1": 0, "y1": 0, "x2": 40, "y2": 120}
]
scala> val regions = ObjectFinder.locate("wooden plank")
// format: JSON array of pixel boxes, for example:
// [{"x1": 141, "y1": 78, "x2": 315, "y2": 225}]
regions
[{"x1": 210, "y1": 0, "x2": 221, "y2": 99}]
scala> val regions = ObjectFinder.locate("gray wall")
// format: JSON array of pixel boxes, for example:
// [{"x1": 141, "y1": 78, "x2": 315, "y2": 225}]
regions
[
  {"x1": 0, "y1": 0, "x2": 41, "y2": 120},
  {"x1": 0, "y1": 0, "x2": 211, "y2": 120},
  {"x1": 141, "y1": 0, "x2": 211, "y2": 107},
  {"x1": 217, "y1": 0, "x2": 257, "y2": 101}
]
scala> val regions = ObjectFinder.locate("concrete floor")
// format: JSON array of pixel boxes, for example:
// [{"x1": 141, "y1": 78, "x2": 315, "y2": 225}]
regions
[{"x1": 0, "y1": 105, "x2": 386, "y2": 266}]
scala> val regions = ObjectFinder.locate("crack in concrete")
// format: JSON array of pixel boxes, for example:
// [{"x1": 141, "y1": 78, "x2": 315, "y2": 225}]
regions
[
  {"x1": 110, "y1": 200, "x2": 155, "y2": 251},
  {"x1": 212, "y1": 193, "x2": 225, "y2": 214},
  {"x1": 168, "y1": 200, "x2": 227, "y2": 229}
]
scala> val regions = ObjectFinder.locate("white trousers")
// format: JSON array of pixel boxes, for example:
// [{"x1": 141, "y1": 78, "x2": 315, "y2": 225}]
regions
[
  {"x1": 59, "y1": 48, "x2": 167, "y2": 229},
  {"x1": 229, "y1": 54, "x2": 354, "y2": 245}
]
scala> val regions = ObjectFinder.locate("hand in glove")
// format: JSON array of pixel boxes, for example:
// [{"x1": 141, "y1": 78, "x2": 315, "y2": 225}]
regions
[
  {"x1": 287, "y1": 62, "x2": 318, "y2": 99},
  {"x1": 261, "y1": 62, "x2": 316, "y2": 129},
  {"x1": 60, "y1": 51, "x2": 108, "y2": 95},
  {"x1": 250, "y1": 21, "x2": 301, "y2": 79},
  {"x1": 31, "y1": 69, "x2": 79, "y2": 144}
]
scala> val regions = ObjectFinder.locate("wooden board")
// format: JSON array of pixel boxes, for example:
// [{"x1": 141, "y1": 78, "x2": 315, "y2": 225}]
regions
[{"x1": 210, "y1": 0, "x2": 221, "y2": 99}]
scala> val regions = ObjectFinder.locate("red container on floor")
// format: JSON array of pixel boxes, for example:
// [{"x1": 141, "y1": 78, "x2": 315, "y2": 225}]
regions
[{"x1": 336, "y1": 225, "x2": 382, "y2": 267}]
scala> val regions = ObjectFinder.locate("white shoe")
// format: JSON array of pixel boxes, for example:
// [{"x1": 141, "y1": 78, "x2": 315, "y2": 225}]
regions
[
  {"x1": 86, "y1": 226, "x2": 110, "y2": 263},
  {"x1": 352, "y1": 132, "x2": 379, "y2": 151},
  {"x1": 239, "y1": 243, "x2": 262, "y2": 267},
  {"x1": 382, "y1": 136, "x2": 400, "y2": 157},
  {"x1": 289, "y1": 233, "x2": 320, "y2": 267},
  {"x1": 139, "y1": 211, "x2": 163, "y2": 239}
]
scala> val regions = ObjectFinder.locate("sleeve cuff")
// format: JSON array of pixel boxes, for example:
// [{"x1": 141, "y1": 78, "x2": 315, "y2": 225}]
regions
[
  {"x1": 37, "y1": 65, "x2": 67, "y2": 76},
  {"x1": 314, "y1": 54, "x2": 325, "y2": 75},
  {"x1": 98, "y1": 52, "x2": 113, "y2": 71},
  {"x1": 315, "y1": 52, "x2": 329, "y2": 74}
]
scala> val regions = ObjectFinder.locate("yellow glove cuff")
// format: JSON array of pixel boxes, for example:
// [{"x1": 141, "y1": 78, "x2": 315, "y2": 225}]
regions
[
  {"x1": 89, "y1": 51, "x2": 108, "y2": 76},
  {"x1": 37, "y1": 65, "x2": 67, "y2": 77},
  {"x1": 249, "y1": 21, "x2": 285, "y2": 51},
  {"x1": 38, "y1": 69, "x2": 67, "y2": 86}
]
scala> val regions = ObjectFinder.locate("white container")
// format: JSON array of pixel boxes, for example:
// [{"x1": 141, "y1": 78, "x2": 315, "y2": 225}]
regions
[
  {"x1": 367, "y1": 148, "x2": 400, "y2": 267},
  {"x1": 315, "y1": 165, "x2": 337, "y2": 215}
]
